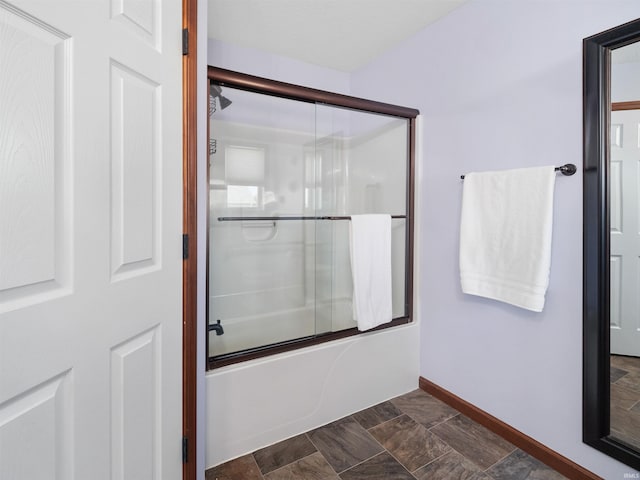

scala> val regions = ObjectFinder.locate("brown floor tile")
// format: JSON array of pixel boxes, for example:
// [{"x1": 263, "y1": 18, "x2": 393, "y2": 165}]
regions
[
  {"x1": 390, "y1": 389, "x2": 458, "y2": 428},
  {"x1": 205, "y1": 454, "x2": 263, "y2": 480},
  {"x1": 369, "y1": 414, "x2": 450, "y2": 472},
  {"x1": 253, "y1": 434, "x2": 317, "y2": 474},
  {"x1": 339, "y1": 451, "x2": 414, "y2": 480},
  {"x1": 487, "y1": 449, "x2": 567, "y2": 480},
  {"x1": 431, "y1": 414, "x2": 515, "y2": 469},
  {"x1": 606, "y1": 361, "x2": 640, "y2": 453},
  {"x1": 611, "y1": 365, "x2": 629, "y2": 383},
  {"x1": 609, "y1": 356, "x2": 640, "y2": 449},
  {"x1": 611, "y1": 355, "x2": 640, "y2": 374},
  {"x1": 308, "y1": 416, "x2": 383, "y2": 473},
  {"x1": 413, "y1": 450, "x2": 489, "y2": 480},
  {"x1": 611, "y1": 383, "x2": 640, "y2": 411},
  {"x1": 616, "y1": 369, "x2": 640, "y2": 394},
  {"x1": 611, "y1": 404, "x2": 640, "y2": 450},
  {"x1": 263, "y1": 452, "x2": 339, "y2": 480},
  {"x1": 352, "y1": 401, "x2": 402, "y2": 429}
]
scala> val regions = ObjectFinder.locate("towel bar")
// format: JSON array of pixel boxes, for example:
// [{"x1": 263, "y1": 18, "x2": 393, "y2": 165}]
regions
[{"x1": 460, "y1": 163, "x2": 577, "y2": 180}]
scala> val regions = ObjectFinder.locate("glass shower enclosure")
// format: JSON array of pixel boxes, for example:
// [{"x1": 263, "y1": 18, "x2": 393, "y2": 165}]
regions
[{"x1": 207, "y1": 68, "x2": 417, "y2": 367}]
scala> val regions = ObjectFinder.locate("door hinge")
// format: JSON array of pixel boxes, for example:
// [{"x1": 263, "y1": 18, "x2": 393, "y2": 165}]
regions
[
  {"x1": 182, "y1": 28, "x2": 189, "y2": 55},
  {"x1": 182, "y1": 436, "x2": 188, "y2": 463},
  {"x1": 183, "y1": 234, "x2": 189, "y2": 260}
]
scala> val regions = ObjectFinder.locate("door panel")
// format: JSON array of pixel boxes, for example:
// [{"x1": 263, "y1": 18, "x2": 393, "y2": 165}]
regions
[
  {"x1": 0, "y1": 371, "x2": 73, "y2": 479},
  {"x1": 0, "y1": 0, "x2": 182, "y2": 477},
  {"x1": 0, "y1": 1, "x2": 71, "y2": 308},
  {"x1": 111, "y1": 327, "x2": 161, "y2": 479},
  {"x1": 110, "y1": 61, "x2": 160, "y2": 279}
]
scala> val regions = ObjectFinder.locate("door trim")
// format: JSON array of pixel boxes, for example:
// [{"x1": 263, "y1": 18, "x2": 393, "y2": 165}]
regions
[{"x1": 182, "y1": 0, "x2": 198, "y2": 477}]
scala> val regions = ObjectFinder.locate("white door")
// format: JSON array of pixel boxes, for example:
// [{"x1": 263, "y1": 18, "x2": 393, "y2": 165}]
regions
[
  {"x1": 610, "y1": 108, "x2": 640, "y2": 356},
  {"x1": 0, "y1": 0, "x2": 183, "y2": 478}
]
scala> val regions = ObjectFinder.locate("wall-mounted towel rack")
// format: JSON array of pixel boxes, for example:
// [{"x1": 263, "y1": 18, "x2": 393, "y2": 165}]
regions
[
  {"x1": 460, "y1": 163, "x2": 577, "y2": 180},
  {"x1": 218, "y1": 215, "x2": 407, "y2": 222}
]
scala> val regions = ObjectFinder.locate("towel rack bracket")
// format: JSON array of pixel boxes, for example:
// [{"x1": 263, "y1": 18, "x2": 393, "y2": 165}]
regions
[{"x1": 558, "y1": 163, "x2": 577, "y2": 176}]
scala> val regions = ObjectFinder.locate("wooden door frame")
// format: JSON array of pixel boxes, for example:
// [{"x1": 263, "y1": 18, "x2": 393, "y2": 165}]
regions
[{"x1": 182, "y1": 0, "x2": 198, "y2": 477}]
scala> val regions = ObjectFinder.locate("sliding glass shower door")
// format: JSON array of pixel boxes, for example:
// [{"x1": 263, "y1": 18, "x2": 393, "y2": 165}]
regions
[
  {"x1": 207, "y1": 69, "x2": 416, "y2": 367},
  {"x1": 208, "y1": 87, "x2": 319, "y2": 357},
  {"x1": 313, "y1": 104, "x2": 409, "y2": 335}
]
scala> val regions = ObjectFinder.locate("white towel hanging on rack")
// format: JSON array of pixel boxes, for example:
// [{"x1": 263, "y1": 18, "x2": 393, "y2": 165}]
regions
[
  {"x1": 459, "y1": 166, "x2": 556, "y2": 312},
  {"x1": 349, "y1": 214, "x2": 393, "y2": 330}
]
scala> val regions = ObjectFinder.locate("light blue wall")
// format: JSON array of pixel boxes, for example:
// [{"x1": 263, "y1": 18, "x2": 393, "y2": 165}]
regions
[
  {"x1": 208, "y1": 38, "x2": 351, "y2": 94},
  {"x1": 350, "y1": 1, "x2": 640, "y2": 478}
]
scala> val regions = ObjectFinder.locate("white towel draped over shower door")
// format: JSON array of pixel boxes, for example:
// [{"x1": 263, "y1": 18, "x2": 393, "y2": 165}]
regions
[
  {"x1": 459, "y1": 166, "x2": 556, "y2": 312},
  {"x1": 349, "y1": 214, "x2": 393, "y2": 331}
]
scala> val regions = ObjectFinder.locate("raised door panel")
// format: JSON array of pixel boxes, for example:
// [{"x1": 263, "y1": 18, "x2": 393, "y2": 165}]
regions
[
  {"x1": 110, "y1": 61, "x2": 160, "y2": 281},
  {"x1": 0, "y1": 1, "x2": 71, "y2": 310},
  {"x1": 111, "y1": 327, "x2": 160, "y2": 480},
  {"x1": 0, "y1": 372, "x2": 72, "y2": 479},
  {"x1": 111, "y1": 0, "x2": 159, "y2": 48}
]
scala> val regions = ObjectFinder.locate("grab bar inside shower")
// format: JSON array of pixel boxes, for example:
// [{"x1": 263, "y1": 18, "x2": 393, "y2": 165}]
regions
[{"x1": 217, "y1": 215, "x2": 407, "y2": 222}]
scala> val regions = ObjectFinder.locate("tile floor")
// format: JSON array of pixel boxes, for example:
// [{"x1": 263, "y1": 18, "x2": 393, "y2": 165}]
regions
[
  {"x1": 610, "y1": 355, "x2": 640, "y2": 450},
  {"x1": 206, "y1": 389, "x2": 567, "y2": 480}
]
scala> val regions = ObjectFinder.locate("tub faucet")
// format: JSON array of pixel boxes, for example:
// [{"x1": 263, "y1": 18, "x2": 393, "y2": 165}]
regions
[{"x1": 208, "y1": 319, "x2": 224, "y2": 336}]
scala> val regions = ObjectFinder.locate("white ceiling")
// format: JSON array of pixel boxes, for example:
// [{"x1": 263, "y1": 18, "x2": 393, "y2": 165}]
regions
[{"x1": 208, "y1": 0, "x2": 469, "y2": 72}]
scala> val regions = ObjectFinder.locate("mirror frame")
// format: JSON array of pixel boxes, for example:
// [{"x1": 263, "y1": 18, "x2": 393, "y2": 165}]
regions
[{"x1": 584, "y1": 17, "x2": 640, "y2": 470}]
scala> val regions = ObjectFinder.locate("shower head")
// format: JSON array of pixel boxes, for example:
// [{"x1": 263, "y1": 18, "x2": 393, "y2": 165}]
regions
[
  {"x1": 218, "y1": 95, "x2": 232, "y2": 110},
  {"x1": 210, "y1": 84, "x2": 232, "y2": 110}
]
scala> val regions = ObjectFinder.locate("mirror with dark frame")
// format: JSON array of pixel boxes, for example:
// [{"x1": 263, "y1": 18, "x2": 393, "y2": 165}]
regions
[{"x1": 584, "y1": 17, "x2": 640, "y2": 471}]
